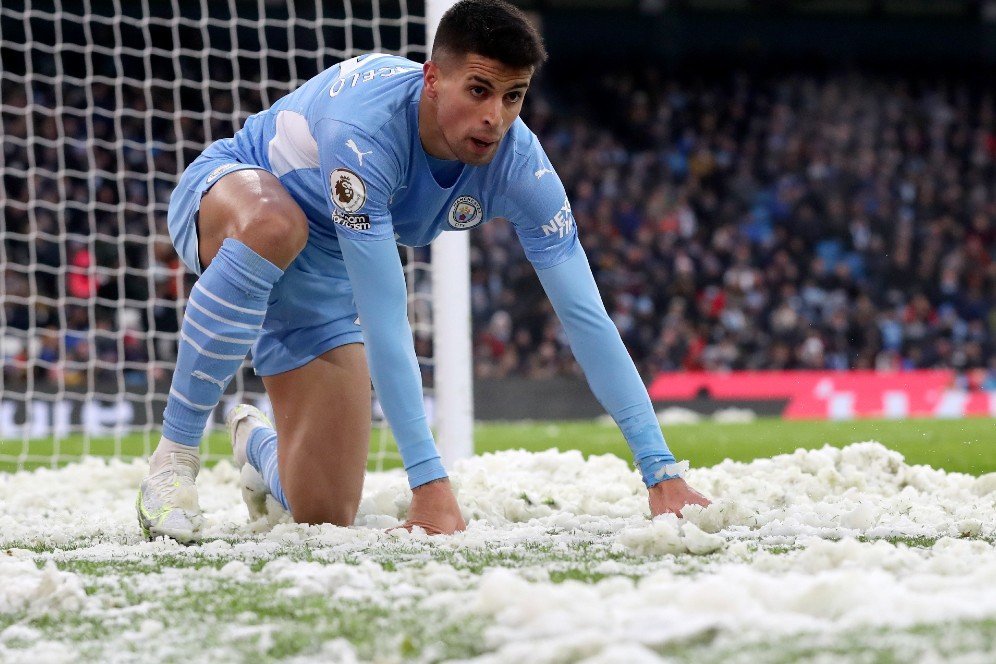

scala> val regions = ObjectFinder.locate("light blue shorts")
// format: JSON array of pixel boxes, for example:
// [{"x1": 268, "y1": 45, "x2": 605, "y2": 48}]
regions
[{"x1": 166, "y1": 145, "x2": 364, "y2": 377}]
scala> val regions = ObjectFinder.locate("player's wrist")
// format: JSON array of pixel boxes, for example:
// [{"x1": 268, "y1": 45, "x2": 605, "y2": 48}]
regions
[
  {"x1": 618, "y1": 414, "x2": 682, "y2": 487},
  {"x1": 398, "y1": 436, "x2": 447, "y2": 488},
  {"x1": 638, "y1": 455, "x2": 688, "y2": 488},
  {"x1": 411, "y1": 477, "x2": 450, "y2": 492},
  {"x1": 406, "y1": 456, "x2": 448, "y2": 490}
]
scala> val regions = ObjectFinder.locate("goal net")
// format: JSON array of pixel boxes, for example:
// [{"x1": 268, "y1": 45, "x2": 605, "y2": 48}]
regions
[{"x1": 0, "y1": 0, "x2": 471, "y2": 471}]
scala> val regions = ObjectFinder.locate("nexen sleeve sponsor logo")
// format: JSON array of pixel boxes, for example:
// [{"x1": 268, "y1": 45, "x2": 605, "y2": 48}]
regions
[{"x1": 541, "y1": 197, "x2": 574, "y2": 239}]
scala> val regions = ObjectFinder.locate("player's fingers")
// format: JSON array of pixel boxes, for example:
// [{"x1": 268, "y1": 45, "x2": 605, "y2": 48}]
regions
[
  {"x1": 689, "y1": 491, "x2": 712, "y2": 507},
  {"x1": 386, "y1": 519, "x2": 447, "y2": 536},
  {"x1": 417, "y1": 516, "x2": 466, "y2": 535},
  {"x1": 385, "y1": 521, "x2": 431, "y2": 535},
  {"x1": 652, "y1": 495, "x2": 710, "y2": 519}
]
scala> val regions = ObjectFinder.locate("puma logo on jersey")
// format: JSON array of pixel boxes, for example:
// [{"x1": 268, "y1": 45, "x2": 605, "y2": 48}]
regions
[
  {"x1": 535, "y1": 167, "x2": 554, "y2": 179},
  {"x1": 346, "y1": 139, "x2": 373, "y2": 166}
]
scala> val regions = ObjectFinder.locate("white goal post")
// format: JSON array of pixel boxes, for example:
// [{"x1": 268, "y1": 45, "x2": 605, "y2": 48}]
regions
[
  {"x1": 0, "y1": 0, "x2": 472, "y2": 470},
  {"x1": 426, "y1": 0, "x2": 474, "y2": 467}
]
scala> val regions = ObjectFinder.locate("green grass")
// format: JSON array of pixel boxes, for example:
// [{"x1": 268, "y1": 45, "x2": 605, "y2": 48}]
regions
[
  {"x1": 0, "y1": 576, "x2": 491, "y2": 662},
  {"x1": 2, "y1": 416, "x2": 994, "y2": 474},
  {"x1": 7, "y1": 535, "x2": 993, "y2": 662},
  {"x1": 5, "y1": 566, "x2": 993, "y2": 663},
  {"x1": 475, "y1": 417, "x2": 996, "y2": 476}
]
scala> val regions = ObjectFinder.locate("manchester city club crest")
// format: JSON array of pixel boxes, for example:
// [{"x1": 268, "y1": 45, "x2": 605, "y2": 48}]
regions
[{"x1": 448, "y1": 195, "x2": 483, "y2": 229}]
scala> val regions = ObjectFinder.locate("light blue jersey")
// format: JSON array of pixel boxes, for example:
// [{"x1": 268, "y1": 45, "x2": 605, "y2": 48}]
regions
[
  {"x1": 213, "y1": 53, "x2": 575, "y2": 266},
  {"x1": 168, "y1": 53, "x2": 678, "y2": 489}
]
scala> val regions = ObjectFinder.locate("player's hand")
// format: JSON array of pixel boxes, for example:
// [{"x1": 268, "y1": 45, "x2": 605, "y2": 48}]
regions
[
  {"x1": 648, "y1": 477, "x2": 711, "y2": 518},
  {"x1": 396, "y1": 478, "x2": 466, "y2": 535}
]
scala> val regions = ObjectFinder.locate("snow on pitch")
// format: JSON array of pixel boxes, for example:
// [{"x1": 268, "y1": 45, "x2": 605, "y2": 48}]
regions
[{"x1": 1, "y1": 442, "x2": 995, "y2": 662}]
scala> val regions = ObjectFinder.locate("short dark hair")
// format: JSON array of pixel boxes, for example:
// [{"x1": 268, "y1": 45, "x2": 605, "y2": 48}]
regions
[{"x1": 432, "y1": 0, "x2": 547, "y2": 70}]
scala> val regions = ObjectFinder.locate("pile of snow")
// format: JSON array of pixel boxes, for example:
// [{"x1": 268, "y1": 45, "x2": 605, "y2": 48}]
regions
[
  {"x1": 2, "y1": 441, "x2": 993, "y2": 550},
  {"x1": 0, "y1": 557, "x2": 88, "y2": 615},
  {"x1": 365, "y1": 441, "x2": 993, "y2": 543},
  {"x1": 467, "y1": 536, "x2": 996, "y2": 662},
  {"x1": 0, "y1": 442, "x2": 994, "y2": 662}
]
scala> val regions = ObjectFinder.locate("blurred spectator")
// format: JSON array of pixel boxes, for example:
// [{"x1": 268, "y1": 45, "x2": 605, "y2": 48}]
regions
[
  {"x1": 2, "y1": 44, "x2": 993, "y2": 392},
  {"x1": 472, "y1": 68, "x2": 995, "y2": 382}
]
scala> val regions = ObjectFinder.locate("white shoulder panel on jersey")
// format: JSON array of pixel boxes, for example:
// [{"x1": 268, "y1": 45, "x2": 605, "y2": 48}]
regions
[{"x1": 267, "y1": 110, "x2": 319, "y2": 177}]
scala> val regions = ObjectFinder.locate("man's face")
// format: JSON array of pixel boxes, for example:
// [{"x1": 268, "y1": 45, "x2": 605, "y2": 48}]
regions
[{"x1": 423, "y1": 53, "x2": 533, "y2": 166}]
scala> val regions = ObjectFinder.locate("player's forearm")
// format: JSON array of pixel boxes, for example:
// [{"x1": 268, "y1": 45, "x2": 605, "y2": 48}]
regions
[
  {"x1": 534, "y1": 244, "x2": 681, "y2": 487},
  {"x1": 339, "y1": 237, "x2": 447, "y2": 488},
  {"x1": 365, "y1": 330, "x2": 446, "y2": 488}
]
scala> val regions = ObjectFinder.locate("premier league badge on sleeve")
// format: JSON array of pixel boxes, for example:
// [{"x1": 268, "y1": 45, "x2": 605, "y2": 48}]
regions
[
  {"x1": 330, "y1": 168, "x2": 371, "y2": 231},
  {"x1": 448, "y1": 195, "x2": 483, "y2": 229},
  {"x1": 330, "y1": 168, "x2": 367, "y2": 212}
]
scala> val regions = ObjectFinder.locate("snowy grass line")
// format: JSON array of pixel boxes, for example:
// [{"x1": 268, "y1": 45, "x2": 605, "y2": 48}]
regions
[
  {"x1": 4, "y1": 417, "x2": 995, "y2": 476},
  {"x1": 1, "y1": 442, "x2": 995, "y2": 662}
]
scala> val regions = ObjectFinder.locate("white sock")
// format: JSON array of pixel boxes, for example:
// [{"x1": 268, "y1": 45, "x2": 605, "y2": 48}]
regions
[{"x1": 150, "y1": 437, "x2": 201, "y2": 474}]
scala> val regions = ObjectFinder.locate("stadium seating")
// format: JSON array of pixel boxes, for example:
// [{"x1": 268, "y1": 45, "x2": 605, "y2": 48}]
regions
[{"x1": 3, "y1": 70, "x2": 994, "y2": 388}]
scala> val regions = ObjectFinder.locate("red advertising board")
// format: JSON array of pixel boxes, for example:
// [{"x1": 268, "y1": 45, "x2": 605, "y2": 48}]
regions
[{"x1": 647, "y1": 370, "x2": 996, "y2": 419}]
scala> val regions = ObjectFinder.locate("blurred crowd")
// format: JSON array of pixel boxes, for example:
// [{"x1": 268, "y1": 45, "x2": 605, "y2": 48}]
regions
[
  {"x1": 2, "y1": 64, "x2": 994, "y2": 390},
  {"x1": 2, "y1": 78, "x2": 229, "y2": 387},
  {"x1": 473, "y1": 70, "x2": 995, "y2": 388}
]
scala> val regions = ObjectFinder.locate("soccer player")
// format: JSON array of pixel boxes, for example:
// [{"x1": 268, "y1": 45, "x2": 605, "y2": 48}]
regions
[{"x1": 137, "y1": 0, "x2": 710, "y2": 543}]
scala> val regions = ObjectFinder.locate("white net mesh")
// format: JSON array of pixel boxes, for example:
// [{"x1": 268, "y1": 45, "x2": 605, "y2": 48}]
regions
[{"x1": 0, "y1": 0, "x2": 435, "y2": 471}]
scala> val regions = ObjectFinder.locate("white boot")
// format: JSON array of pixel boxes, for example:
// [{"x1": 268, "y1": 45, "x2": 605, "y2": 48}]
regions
[
  {"x1": 136, "y1": 444, "x2": 204, "y2": 543},
  {"x1": 226, "y1": 404, "x2": 280, "y2": 521}
]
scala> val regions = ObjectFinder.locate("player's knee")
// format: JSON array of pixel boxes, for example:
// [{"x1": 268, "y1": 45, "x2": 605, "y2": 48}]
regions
[
  {"x1": 291, "y1": 500, "x2": 357, "y2": 527},
  {"x1": 291, "y1": 491, "x2": 360, "y2": 526},
  {"x1": 237, "y1": 199, "x2": 309, "y2": 266}
]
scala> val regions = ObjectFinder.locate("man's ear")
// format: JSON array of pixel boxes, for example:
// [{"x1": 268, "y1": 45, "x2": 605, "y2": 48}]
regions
[{"x1": 423, "y1": 61, "x2": 440, "y2": 100}]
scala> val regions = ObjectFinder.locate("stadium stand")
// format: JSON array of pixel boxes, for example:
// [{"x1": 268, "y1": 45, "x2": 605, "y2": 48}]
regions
[
  {"x1": 3, "y1": 68, "x2": 994, "y2": 389},
  {"x1": 474, "y1": 70, "x2": 995, "y2": 386}
]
